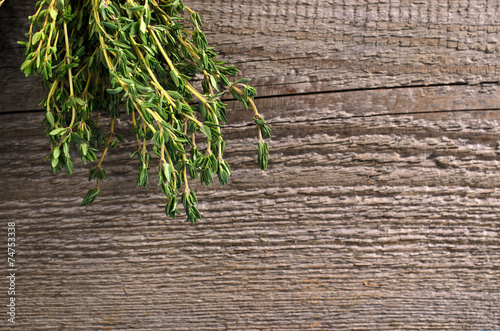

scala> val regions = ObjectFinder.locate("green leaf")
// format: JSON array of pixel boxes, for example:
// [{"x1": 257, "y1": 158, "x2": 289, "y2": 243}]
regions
[
  {"x1": 51, "y1": 156, "x2": 59, "y2": 168},
  {"x1": 74, "y1": 97, "x2": 86, "y2": 106},
  {"x1": 162, "y1": 162, "x2": 172, "y2": 184},
  {"x1": 81, "y1": 188, "x2": 99, "y2": 206},
  {"x1": 107, "y1": 86, "x2": 123, "y2": 94},
  {"x1": 258, "y1": 142, "x2": 269, "y2": 170},
  {"x1": 53, "y1": 146, "x2": 61, "y2": 159},
  {"x1": 36, "y1": 53, "x2": 41, "y2": 69},
  {"x1": 170, "y1": 70, "x2": 180, "y2": 87},
  {"x1": 199, "y1": 125, "x2": 212, "y2": 141},
  {"x1": 219, "y1": 73, "x2": 230, "y2": 86},
  {"x1": 32, "y1": 32, "x2": 42, "y2": 45},
  {"x1": 141, "y1": 102, "x2": 158, "y2": 110},
  {"x1": 201, "y1": 52, "x2": 208, "y2": 69},
  {"x1": 194, "y1": 12, "x2": 203, "y2": 27},
  {"x1": 20, "y1": 60, "x2": 31, "y2": 72},
  {"x1": 130, "y1": 6, "x2": 145, "y2": 12},
  {"x1": 167, "y1": 90, "x2": 183, "y2": 100},
  {"x1": 81, "y1": 143, "x2": 88, "y2": 156},
  {"x1": 49, "y1": 128, "x2": 66, "y2": 136},
  {"x1": 65, "y1": 157, "x2": 74, "y2": 175},
  {"x1": 75, "y1": 46, "x2": 86, "y2": 57},
  {"x1": 130, "y1": 22, "x2": 140, "y2": 36},
  {"x1": 254, "y1": 116, "x2": 272, "y2": 138},
  {"x1": 114, "y1": 41, "x2": 130, "y2": 50},
  {"x1": 56, "y1": 0, "x2": 64, "y2": 11},
  {"x1": 63, "y1": 142, "x2": 69, "y2": 157},
  {"x1": 102, "y1": 22, "x2": 118, "y2": 30},
  {"x1": 139, "y1": 18, "x2": 147, "y2": 34},
  {"x1": 209, "y1": 75, "x2": 219, "y2": 91},
  {"x1": 234, "y1": 78, "x2": 251, "y2": 84},
  {"x1": 165, "y1": 196, "x2": 180, "y2": 218},
  {"x1": 95, "y1": 168, "x2": 107, "y2": 180},
  {"x1": 137, "y1": 168, "x2": 149, "y2": 188},
  {"x1": 46, "y1": 111, "x2": 55, "y2": 127},
  {"x1": 48, "y1": 8, "x2": 58, "y2": 21},
  {"x1": 218, "y1": 163, "x2": 230, "y2": 185},
  {"x1": 203, "y1": 121, "x2": 222, "y2": 127},
  {"x1": 115, "y1": 133, "x2": 125, "y2": 143},
  {"x1": 71, "y1": 133, "x2": 82, "y2": 144}
]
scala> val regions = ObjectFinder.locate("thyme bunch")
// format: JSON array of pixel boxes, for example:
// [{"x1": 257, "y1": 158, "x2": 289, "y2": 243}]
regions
[{"x1": 20, "y1": 0, "x2": 270, "y2": 224}]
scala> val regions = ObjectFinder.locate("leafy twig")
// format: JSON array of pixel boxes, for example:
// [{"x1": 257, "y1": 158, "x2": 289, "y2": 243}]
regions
[{"x1": 21, "y1": 0, "x2": 270, "y2": 224}]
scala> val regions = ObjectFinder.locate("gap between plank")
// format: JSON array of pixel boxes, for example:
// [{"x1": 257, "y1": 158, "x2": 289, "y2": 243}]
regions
[
  {"x1": 3, "y1": 81, "x2": 500, "y2": 117},
  {"x1": 225, "y1": 107, "x2": 500, "y2": 129}
]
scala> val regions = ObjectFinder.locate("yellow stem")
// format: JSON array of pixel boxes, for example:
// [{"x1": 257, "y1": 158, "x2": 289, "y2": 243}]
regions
[
  {"x1": 182, "y1": 154, "x2": 189, "y2": 193},
  {"x1": 44, "y1": 21, "x2": 55, "y2": 63},
  {"x1": 160, "y1": 134, "x2": 166, "y2": 164},
  {"x1": 231, "y1": 85, "x2": 260, "y2": 117},
  {"x1": 149, "y1": 28, "x2": 176, "y2": 71},
  {"x1": 203, "y1": 70, "x2": 214, "y2": 95},
  {"x1": 129, "y1": 35, "x2": 178, "y2": 110},
  {"x1": 182, "y1": 112, "x2": 203, "y2": 127},
  {"x1": 63, "y1": 21, "x2": 76, "y2": 130},
  {"x1": 96, "y1": 119, "x2": 115, "y2": 168},
  {"x1": 185, "y1": 81, "x2": 221, "y2": 128},
  {"x1": 248, "y1": 97, "x2": 260, "y2": 118},
  {"x1": 51, "y1": 95, "x2": 60, "y2": 113},
  {"x1": 46, "y1": 80, "x2": 59, "y2": 111},
  {"x1": 131, "y1": 111, "x2": 142, "y2": 149},
  {"x1": 83, "y1": 72, "x2": 92, "y2": 95},
  {"x1": 147, "y1": 2, "x2": 200, "y2": 59}
]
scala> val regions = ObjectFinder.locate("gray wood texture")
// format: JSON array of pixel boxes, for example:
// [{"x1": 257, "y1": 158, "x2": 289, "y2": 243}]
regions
[{"x1": 1, "y1": 0, "x2": 500, "y2": 329}]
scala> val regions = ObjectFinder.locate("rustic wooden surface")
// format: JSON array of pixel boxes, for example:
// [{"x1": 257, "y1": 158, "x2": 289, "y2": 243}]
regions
[{"x1": 1, "y1": 0, "x2": 500, "y2": 330}]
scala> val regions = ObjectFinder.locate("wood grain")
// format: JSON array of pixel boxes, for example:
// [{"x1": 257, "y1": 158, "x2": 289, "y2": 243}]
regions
[
  {"x1": 1, "y1": 0, "x2": 500, "y2": 330},
  {"x1": 4, "y1": 0, "x2": 500, "y2": 111}
]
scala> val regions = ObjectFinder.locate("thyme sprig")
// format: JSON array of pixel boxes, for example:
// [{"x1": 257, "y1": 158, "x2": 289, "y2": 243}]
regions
[{"x1": 20, "y1": 0, "x2": 270, "y2": 224}]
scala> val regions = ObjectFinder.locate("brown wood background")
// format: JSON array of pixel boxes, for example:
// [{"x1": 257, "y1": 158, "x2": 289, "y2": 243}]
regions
[{"x1": 1, "y1": 0, "x2": 500, "y2": 329}]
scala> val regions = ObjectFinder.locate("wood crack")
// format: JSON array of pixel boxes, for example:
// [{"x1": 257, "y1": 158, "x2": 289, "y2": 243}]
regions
[{"x1": 248, "y1": 81, "x2": 500, "y2": 100}]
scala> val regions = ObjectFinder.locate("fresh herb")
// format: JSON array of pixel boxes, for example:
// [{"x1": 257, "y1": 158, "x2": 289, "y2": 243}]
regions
[{"x1": 20, "y1": 0, "x2": 270, "y2": 224}]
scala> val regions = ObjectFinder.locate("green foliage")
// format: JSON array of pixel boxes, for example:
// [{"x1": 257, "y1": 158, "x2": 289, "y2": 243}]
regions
[{"x1": 21, "y1": 0, "x2": 270, "y2": 224}]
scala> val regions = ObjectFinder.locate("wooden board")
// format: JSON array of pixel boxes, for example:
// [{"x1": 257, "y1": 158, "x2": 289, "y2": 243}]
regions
[
  {"x1": 1, "y1": 0, "x2": 500, "y2": 329},
  {"x1": 3, "y1": 0, "x2": 500, "y2": 111}
]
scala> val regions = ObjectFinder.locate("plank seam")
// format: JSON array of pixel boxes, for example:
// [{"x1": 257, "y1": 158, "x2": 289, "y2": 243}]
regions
[
  {"x1": 3, "y1": 82, "x2": 500, "y2": 118},
  {"x1": 245, "y1": 81, "x2": 500, "y2": 100}
]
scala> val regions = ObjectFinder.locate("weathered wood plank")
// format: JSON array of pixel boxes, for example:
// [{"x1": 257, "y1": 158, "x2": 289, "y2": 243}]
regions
[
  {"x1": 2, "y1": 0, "x2": 500, "y2": 329},
  {"x1": 1, "y1": 90, "x2": 500, "y2": 328},
  {"x1": 3, "y1": 84, "x2": 500, "y2": 199},
  {"x1": 4, "y1": 0, "x2": 500, "y2": 112}
]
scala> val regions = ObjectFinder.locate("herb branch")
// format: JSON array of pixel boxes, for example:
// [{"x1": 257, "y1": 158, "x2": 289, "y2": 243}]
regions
[{"x1": 20, "y1": 0, "x2": 270, "y2": 224}]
